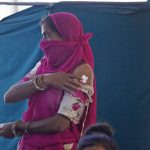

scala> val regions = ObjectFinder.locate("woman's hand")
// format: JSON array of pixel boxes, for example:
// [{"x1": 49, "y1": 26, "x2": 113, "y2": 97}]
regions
[
  {"x1": 0, "y1": 123, "x2": 14, "y2": 138},
  {"x1": 43, "y1": 72, "x2": 82, "y2": 93}
]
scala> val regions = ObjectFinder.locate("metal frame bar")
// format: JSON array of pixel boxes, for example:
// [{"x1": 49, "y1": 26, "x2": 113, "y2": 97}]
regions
[
  {"x1": 0, "y1": 1, "x2": 147, "y2": 6},
  {"x1": 0, "y1": 2, "x2": 53, "y2": 6}
]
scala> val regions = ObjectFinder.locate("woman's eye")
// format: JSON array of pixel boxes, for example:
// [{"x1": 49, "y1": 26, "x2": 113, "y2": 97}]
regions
[{"x1": 43, "y1": 33, "x2": 49, "y2": 39}]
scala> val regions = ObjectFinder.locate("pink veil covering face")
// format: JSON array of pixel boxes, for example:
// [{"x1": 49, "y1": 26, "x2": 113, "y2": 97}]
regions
[
  {"x1": 21, "y1": 12, "x2": 96, "y2": 148},
  {"x1": 40, "y1": 12, "x2": 94, "y2": 72}
]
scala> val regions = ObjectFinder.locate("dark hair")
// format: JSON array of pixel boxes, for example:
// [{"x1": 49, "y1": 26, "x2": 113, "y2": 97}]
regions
[
  {"x1": 40, "y1": 16, "x2": 60, "y2": 35},
  {"x1": 84, "y1": 122, "x2": 114, "y2": 137},
  {"x1": 77, "y1": 122, "x2": 118, "y2": 150}
]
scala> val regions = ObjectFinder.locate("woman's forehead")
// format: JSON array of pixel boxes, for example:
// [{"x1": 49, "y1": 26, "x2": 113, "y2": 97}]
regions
[{"x1": 41, "y1": 22, "x2": 52, "y2": 34}]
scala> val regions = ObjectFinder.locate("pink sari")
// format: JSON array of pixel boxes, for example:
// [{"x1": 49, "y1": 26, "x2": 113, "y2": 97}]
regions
[{"x1": 18, "y1": 12, "x2": 96, "y2": 150}]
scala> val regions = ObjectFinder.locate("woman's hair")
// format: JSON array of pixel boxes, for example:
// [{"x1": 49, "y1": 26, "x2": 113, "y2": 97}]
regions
[
  {"x1": 77, "y1": 122, "x2": 118, "y2": 150},
  {"x1": 40, "y1": 16, "x2": 60, "y2": 35}
]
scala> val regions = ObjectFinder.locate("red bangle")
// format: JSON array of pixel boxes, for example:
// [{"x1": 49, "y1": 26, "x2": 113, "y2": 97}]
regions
[
  {"x1": 23, "y1": 121, "x2": 31, "y2": 135},
  {"x1": 11, "y1": 120, "x2": 23, "y2": 137}
]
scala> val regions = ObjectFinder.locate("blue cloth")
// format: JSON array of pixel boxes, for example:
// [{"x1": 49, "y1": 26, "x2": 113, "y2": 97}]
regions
[
  {"x1": 0, "y1": 2, "x2": 150, "y2": 150},
  {"x1": 0, "y1": 5, "x2": 49, "y2": 149}
]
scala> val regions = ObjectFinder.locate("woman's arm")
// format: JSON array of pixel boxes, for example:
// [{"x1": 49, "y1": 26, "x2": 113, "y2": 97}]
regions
[
  {"x1": 1, "y1": 64, "x2": 93, "y2": 137},
  {"x1": 17, "y1": 114, "x2": 70, "y2": 135},
  {"x1": 4, "y1": 72, "x2": 81, "y2": 103},
  {"x1": 4, "y1": 80, "x2": 38, "y2": 103},
  {"x1": 4, "y1": 61, "x2": 41, "y2": 103},
  {"x1": 17, "y1": 63, "x2": 94, "y2": 134}
]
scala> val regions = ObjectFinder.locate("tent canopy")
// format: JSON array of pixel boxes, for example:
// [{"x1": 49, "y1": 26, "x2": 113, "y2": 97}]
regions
[{"x1": 0, "y1": 2, "x2": 150, "y2": 150}]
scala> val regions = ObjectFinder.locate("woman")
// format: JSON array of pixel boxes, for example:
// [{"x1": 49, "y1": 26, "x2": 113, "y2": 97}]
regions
[
  {"x1": 77, "y1": 123, "x2": 118, "y2": 150},
  {"x1": 0, "y1": 12, "x2": 96, "y2": 150}
]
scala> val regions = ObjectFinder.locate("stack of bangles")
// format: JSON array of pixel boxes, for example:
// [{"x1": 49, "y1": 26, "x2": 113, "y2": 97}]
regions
[
  {"x1": 32, "y1": 74, "x2": 48, "y2": 91},
  {"x1": 11, "y1": 120, "x2": 31, "y2": 137}
]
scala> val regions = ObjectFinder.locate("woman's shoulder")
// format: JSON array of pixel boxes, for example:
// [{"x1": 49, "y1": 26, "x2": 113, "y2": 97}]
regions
[
  {"x1": 73, "y1": 63, "x2": 93, "y2": 86},
  {"x1": 74, "y1": 63, "x2": 93, "y2": 75}
]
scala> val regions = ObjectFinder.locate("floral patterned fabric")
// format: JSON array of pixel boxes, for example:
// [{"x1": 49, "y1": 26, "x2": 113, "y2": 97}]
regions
[{"x1": 58, "y1": 84, "x2": 94, "y2": 124}]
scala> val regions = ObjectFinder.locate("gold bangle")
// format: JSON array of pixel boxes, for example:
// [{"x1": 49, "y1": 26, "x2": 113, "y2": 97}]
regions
[
  {"x1": 38, "y1": 75, "x2": 47, "y2": 89},
  {"x1": 36, "y1": 75, "x2": 47, "y2": 90},
  {"x1": 32, "y1": 76, "x2": 46, "y2": 91}
]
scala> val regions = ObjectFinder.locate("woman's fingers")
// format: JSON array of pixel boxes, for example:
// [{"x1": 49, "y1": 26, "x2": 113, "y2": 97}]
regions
[
  {"x1": 68, "y1": 78, "x2": 81, "y2": 88},
  {"x1": 0, "y1": 129, "x2": 8, "y2": 138},
  {"x1": 67, "y1": 73, "x2": 81, "y2": 80},
  {"x1": 0, "y1": 124, "x2": 14, "y2": 138},
  {"x1": 66, "y1": 74, "x2": 82, "y2": 87},
  {"x1": 64, "y1": 82, "x2": 80, "y2": 91},
  {"x1": 61, "y1": 85, "x2": 72, "y2": 94},
  {"x1": 62, "y1": 73, "x2": 82, "y2": 92},
  {"x1": 47, "y1": 72, "x2": 82, "y2": 92}
]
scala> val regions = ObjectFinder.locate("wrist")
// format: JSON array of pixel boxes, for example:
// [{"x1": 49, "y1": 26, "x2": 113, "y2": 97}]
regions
[
  {"x1": 15, "y1": 121, "x2": 26, "y2": 133},
  {"x1": 32, "y1": 75, "x2": 48, "y2": 91},
  {"x1": 11, "y1": 120, "x2": 24, "y2": 137},
  {"x1": 15, "y1": 121, "x2": 32, "y2": 136},
  {"x1": 42, "y1": 74, "x2": 52, "y2": 86}
]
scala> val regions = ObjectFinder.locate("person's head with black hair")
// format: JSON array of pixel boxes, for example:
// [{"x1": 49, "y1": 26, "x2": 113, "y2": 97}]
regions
[{"x1": 77, "y1": 122, "x2": 118, "y2": 150}]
